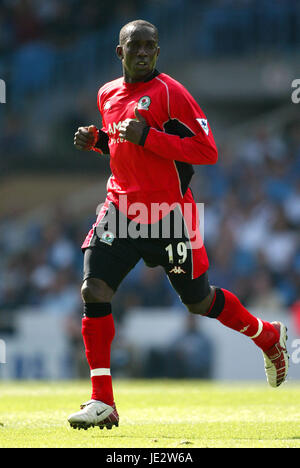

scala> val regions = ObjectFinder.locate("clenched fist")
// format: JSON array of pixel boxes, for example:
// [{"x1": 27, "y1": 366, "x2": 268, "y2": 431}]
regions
[{"x1": 74, "y1": 125, "x2": 98, "y2": 151}]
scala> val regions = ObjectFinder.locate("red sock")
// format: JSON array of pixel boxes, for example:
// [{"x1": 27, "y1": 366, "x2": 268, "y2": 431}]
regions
[
  {"x1": 217, "y1": 289, "x2": 279, "y2": 352},
  {"x1": 82, "y1": 314, "x2": 115, "y2": 406}
]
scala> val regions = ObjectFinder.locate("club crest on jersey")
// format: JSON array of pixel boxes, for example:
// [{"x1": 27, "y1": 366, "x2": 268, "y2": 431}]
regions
[
  {"x1": 137, "y1": 96, "x2": 151, "y2": 110},
  {"x1": 100, "y1": 231, "x2": 115, "y2": 246},
  {"x1": 196, "y1": 118, "x2": 209, "y2": 135}
]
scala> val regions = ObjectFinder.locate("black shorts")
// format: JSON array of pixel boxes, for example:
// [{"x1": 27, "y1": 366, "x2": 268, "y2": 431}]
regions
[{"x1": 82, "y1": 202, "x2": 211, "y2": 304}]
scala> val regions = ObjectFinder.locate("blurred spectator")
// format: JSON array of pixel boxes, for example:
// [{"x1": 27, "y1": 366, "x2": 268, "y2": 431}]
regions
[
  {"x1": 247, "y1": 269, "x2": 285, "y2": 312},
  {"x1": 130, "y1": 267, "x2": 174, "y2": 308},
  {"x1": 207, "y1": 228, "x2": 236, "y2": 291},
  {"x1": 0, "y1": 112, "x2": 30, "y2": 162},
  {"x1": 166, "y1": 314, "x2": 214, "y2": 378},
  {"x1": 113, "y1": 264, "x2": 178, "y2": 322},
  {"x1": 283, "y1": 180, "x2": 300, "y2": 228},
  {"x1": 12, "y1": 0, "x2": 42, "y2": 45},
  {"x1": 35, "y1": 267, "x2": 81, "y2": 316},
  {"x1": 11, "y1": 40, "x2": 56, "y2": 103},
  {"x1": 143, "y1": 314, "x2": 214, "y2": 378},
  {"x1": 258, "y1": 207, "x2": 298, "y2": 275},
  {"x1": 238, "y1": 126, "x2": 287, "y2": 166}
]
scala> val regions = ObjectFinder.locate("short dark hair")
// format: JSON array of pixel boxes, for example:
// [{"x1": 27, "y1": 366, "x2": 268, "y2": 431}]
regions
[{"x1": 119, "y1": 20, "x2": 158, "y2": 45}]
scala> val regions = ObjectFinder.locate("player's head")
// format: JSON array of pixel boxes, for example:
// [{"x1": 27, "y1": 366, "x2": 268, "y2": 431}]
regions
[{"x1": 116, "y1": 20, "x2": 160, "y2": 83}]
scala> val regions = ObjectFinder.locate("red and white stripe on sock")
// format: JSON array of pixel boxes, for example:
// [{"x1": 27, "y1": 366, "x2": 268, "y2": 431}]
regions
[{"x1": 90, "y1": 367, "x2": 114, "y2": 406}]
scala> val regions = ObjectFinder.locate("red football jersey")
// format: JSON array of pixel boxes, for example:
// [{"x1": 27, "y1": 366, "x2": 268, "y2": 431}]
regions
[
  {"x1": 93, "y1": 70, "x2": 218, "y2": 223},
  {"x1": 82, "y1": 71, "x2": 217, "y2": 277}
]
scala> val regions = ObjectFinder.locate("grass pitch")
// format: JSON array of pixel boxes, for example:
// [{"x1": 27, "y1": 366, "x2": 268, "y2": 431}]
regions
[{"x1": 0, "y1": 379, "x2": 299, "y2": 448}]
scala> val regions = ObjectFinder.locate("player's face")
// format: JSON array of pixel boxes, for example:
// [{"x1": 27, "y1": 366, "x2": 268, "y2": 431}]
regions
[{"x1": 117, "y1": 26, "x2": 160, "y2": 83}]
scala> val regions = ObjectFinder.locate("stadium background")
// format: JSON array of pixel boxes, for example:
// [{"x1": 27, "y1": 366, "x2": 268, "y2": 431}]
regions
[{"x1": 0, "y1": 0, "x2": 299, "y2": 382}]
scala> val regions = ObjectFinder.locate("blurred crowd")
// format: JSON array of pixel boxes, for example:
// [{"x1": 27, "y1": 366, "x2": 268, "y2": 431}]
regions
[
  {"x1": 1, "y1": 121, "x2": 299, "y2": 336},
  {"x1": 1, "y1": 0, "x2": 299, "y2": 173},
  {"x1": 1, "y1": 0, "x2": 299, "y2": 110},
  {"x1": 1, "y1": 0, "x2": 300, "y2": 379},
  {"x1": 0, "y1": 0, "x2": 142, "y2": 55},
  {"x1": 0, "y1": 0, "x2": 299, "y2": 54}
]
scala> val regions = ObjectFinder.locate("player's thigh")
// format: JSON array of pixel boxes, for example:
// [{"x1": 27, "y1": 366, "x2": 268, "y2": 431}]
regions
[
  {"x1": 167, "y1": 269, "x2": 212, "y2": 306},
  {"x1": 163, "y1": 204, "x2": 211, "y2": 304},
  {"x1": 139, "y1": 234, "x2": 212, "y2": 305},
  {"x1": 83, "y1": 241, "x2": 141, "y2": 293}
]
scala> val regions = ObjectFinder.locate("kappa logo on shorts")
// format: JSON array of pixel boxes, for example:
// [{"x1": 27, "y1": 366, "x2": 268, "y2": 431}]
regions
[
  {"x1": 169, "y1": 266, "x2": 186, "y2": 274},
  {"x1": 100, "y1": 231, "x2": 115, "y2": 246}
]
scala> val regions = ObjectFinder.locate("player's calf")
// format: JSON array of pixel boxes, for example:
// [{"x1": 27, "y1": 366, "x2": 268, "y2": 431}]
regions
[{"x1": 186, "y1": 287, "x2": 289, "y2": 386}]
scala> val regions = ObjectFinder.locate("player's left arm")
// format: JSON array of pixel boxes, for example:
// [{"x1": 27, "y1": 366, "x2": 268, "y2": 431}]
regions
[
  {"x1": 143, "y1": 85, "x2": 218, "y2": 164},
  {"x1": 119, "y1": 85, "x2": 218, "y2": 165}
]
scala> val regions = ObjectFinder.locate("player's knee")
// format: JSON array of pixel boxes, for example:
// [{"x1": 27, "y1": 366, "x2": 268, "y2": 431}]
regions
[
  {"x1": 186, "y1": 286, "x2": 216, "y2": 315},
  {"x1": 81, "y1": 278, "x2": 114, "y2": 303}
]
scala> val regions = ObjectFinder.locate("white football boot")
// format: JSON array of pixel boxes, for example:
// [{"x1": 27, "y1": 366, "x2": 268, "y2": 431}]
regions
[
  {"x1": 262, "y1": 321, "x2": 289, "y2": 387},
  {"x1": 68, "y1": 399, "x2": 119, "y2": 430}
]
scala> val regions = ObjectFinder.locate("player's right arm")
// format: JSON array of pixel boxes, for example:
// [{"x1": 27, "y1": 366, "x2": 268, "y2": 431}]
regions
[
  {"x1": 74, "y1": 125, "x2": 110, "y2": 154},
  {"x1": 74, "y1": 126, "x2": 98, "y2": 151}
]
